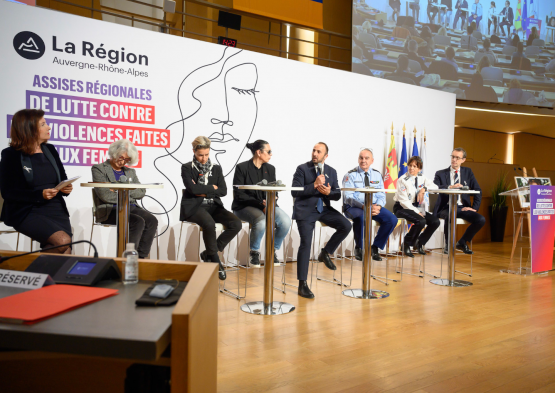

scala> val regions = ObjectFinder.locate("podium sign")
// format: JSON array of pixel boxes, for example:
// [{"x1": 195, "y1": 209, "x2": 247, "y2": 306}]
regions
[{"x1": 530, "y1": 185, "x2": 555, "y2": 273}]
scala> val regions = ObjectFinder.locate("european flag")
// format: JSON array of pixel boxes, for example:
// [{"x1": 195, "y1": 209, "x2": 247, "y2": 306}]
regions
[
  {"x1": 399, "y1": 134, "x2": 408, "y2": 177},
  {"x1": 522, "y1": 0, "x2": 528, "y2": 32},
  {"x1": 412, "y1": 136, "x2": 419, "y2": 158}
]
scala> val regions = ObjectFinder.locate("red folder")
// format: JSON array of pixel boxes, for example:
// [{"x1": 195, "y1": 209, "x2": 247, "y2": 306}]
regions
[{"x1": 0, "y1": 285, "x2": 118, "y2": 324}]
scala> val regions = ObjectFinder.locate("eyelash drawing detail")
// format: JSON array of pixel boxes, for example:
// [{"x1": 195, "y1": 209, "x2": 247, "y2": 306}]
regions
[{"x1": 232, "y1": 87, "x2": 259, "y2": 95}]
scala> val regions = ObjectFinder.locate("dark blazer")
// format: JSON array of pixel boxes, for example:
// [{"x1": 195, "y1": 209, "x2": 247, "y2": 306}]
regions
[
  {"x1": 501, "y1": 6, "x2": 513, "y2": 24},
  {"x1": 291, "y1": 161, "x2": 341, "y2": 220},
  {"x1": 0, "y1": 144, "x2": 69, "y2": 227},
  {"x1": 180, "y1": 161, "x2": 227, "y2": 221},
  {"x1": 455, "y1": 0, "x2": 468, "y2": 10},
  {"x1": 231, "y1": 160, "x2": 276, "y2": 212},
  {"x1": 433, "y1": 166, "x2": 482, "y2": 215},
  {"x1": 91, "y1": 160, "x2": 146, "y2": 222}
]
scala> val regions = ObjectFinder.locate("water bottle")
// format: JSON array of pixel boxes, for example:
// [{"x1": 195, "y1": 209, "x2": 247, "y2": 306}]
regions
[{"x1": 122, "y1": 243, "x2": 139, "y2": 284}]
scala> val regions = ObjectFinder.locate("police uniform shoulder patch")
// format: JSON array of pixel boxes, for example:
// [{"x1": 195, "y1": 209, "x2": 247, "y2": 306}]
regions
[
  {"x1": 371, "y1": 168, "x2": 382, "y2": 176},
  {"x1": 348, "y1": 167, "x2": 358, "y2": 173},
  {"x1": 404, "y1": 174, "x2": 411, "y2": 181}
]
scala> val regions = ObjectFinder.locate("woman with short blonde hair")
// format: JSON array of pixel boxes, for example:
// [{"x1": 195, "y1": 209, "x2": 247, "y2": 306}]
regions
[{"x1": 180, "y1": 136, "x2": 241, "y2": 280}]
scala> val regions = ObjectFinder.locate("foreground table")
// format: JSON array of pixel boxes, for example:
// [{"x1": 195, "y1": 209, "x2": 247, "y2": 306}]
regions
[
  {"x1": 81, "y1": 182, "x2": 163, "y2": 257},
  {"x1": 341, "y1": 188, "x2": 395, "y2": 299},
  {"x1": 428, "y1": 188, "x2": 479, "y2": 287},
  {"x1": 235, "y1": 185, "x2": 302, "y2": 316}
]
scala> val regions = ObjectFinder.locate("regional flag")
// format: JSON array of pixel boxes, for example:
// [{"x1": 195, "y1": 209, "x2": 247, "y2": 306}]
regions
[
  {"x1": 384, "y1": 133, "x2": 399, "y2": 190},
  {"x1": 233, "y1": 0, "x2": 323, "y2": 29},
  {"x1": 399, "y1": 134, "x2": 408, "y2": 177},
  {"x1": 412, "y1": 135, "x2": 419, "y2": 158},
  {"x1": 515, "y1": 0, "x2": 522, "y2": 31}
]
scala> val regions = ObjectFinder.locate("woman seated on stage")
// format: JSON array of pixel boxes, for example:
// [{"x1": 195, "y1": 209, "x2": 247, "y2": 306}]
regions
[
  {"x1": 232, "y1": 140, "x2": 291, "y2": 268},
  {"x1": 0, "y1": 109, "x2": 73, "y2": 253},
  {"x1": 91, "y1": 139, "x2": 158, "y2": 259},
  {"x1": 393, "y1": 156, "x2": 439, "y2": 258},
  {"x1": 180, "y1": 136, "x2": 241, "y2": 280}
]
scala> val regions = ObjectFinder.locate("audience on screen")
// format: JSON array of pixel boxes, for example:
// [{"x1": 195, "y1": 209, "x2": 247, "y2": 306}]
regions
[
  {"x1": 477, "y1": 38, "x2": 497, "y2": 63},
  {"x1": 464, "y1": 72, "x2": 497, "y2": 101},
  {"x1": 526, "y1": 26, "x2": 539, "y2": 47},
  {"x1": 506, "y1": 78, "x2": 524, "y2": 104},
  {"x1": 476, "y1": 55, "x2": 491, "y2": 73},
  {"x1": 441, "y1": 46, "x2": 458, "y2": 72},
  {"x1": 512, "y1": 42, "x2": 526, "y2": 59},
  {"x1": 392, "y1": 55, "x2": 422, "y2": 85},
  {"x1": 407, "y1": 40, "x2": 429, "y2": 72},
  {"x1": 437, "y1": 26, "x2": 448, "y2": 36},
  {"x1": 362, "y1": 21, "x2": 384, "y2": 49}
]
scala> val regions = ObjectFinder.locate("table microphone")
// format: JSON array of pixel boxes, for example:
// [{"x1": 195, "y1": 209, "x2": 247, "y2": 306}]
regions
[
  {"x1": 119, "y1": 175, "x2": 129, "y2": 183},
  {"x1": 0, "y1": 240, "x2": 99, "y2": 264},
  {"x1": 461, "y1": 186, "x2": 469, "y2": 190},
  {"x1": 255, "y1": 179, "x2": 268, "y2": 186},
  {"x1": 267, "y1": 180, "x2": 285, "y2": 187}
]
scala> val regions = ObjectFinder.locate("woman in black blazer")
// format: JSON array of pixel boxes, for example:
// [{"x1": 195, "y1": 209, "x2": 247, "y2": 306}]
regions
[
  {"x1": 0, "y1": 109, "x2": 73, "y2": 253},
  {"x1": 232, "y1": 140, "x2": 291, "y2": 268},
  {"x1": 180, "y1": 136, "x2": 241, "y2": 280}
]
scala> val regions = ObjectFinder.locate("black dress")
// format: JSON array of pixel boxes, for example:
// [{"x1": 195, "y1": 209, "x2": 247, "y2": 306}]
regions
[{"x1": 13, "y1": 153, "x2": 72, "y2": 247}]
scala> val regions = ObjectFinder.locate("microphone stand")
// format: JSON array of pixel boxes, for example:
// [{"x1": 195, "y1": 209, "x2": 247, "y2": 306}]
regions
[{"x1": 0, "y1": 240, "x2": 99, "y2": 263}]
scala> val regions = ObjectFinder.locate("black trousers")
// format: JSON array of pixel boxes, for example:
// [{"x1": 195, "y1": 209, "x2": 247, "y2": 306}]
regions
[
  {"x1": 499, "y1": 21, "x2": 512, "y2": 35},
  {"x1": 394, "y1": 203, "x2": 440, "y2": 247},
  {"x1": 439, "y1": 207, "x2": 486, "y2": 245},
  {"x1": 428, "y1": 6, "x2": 438, "y2": 22},
  {"x1": 103, "y1": 205, "x2": 158, "y2": 259},
  {"x1": 488, "y1": 17, "x2": 498, "y2": 34},
  {"x1": 296, "y1": 207, "x2": 352, "y2": 281},
  {"x1": 186, "y1": 204, "x2": 241, "y2": 258}
]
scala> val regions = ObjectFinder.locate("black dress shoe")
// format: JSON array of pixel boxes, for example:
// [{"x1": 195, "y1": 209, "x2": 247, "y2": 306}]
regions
[
  {"x1": 298, "y1": 280, "x2": 314, "y2": 299},
  {"x1": 318, "y1": 249, "x2": 336, "y2": 270},
  {"x1": 274, "y1": 253, "x2": 280, "y2": 266},
  {"x1": 414, "y1": 238, "x2": 427, "y2": 255},
  {"x1": 403, "y1": 243, "x2": 414, "y2": 258},
  {"x1": 200, "y1": 250, "x2": 210, "y2": 262},
  {"x1": 443, "y1": 247, "x2": 449, "y2": 255},
  {"x1": 217, "y1": 261, "x2": 227, "y2": 281},
  {"x1": 371, "y1": 245, "x2": 383, "y2": 261},
  {"x1": 456, "y1": 241, "x2": 473, "y2": 255},
  {"x1": 354, "y1": 247, "x2": 362, "y2": 261}
]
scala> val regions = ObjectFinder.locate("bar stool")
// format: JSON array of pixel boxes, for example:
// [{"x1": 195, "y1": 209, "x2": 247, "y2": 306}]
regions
[
  {"x1": 177, "y1": 220, "x2": 247, "y2": 299},
  {"x1": 436, "y1": 217, "x2": 473, "y2": 277},
  {"x1": 371, "y1": 219, "x2": 405, "y2": 285},
  {"x1": 394, "y1": 218, "x2": 439, "y2": 280},
  {"x1": 313, "y1": 220, "x2": 354, "y2": 287},
  {"x1": 89, "y1": 190, "x2": 159, "y2": 258},
  {"x1": 0, "y1": 192, "x2": 21, "y2": 251}
]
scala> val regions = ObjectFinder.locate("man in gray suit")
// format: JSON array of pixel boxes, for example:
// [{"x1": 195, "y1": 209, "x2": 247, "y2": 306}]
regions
[{"x1": 91, "y1": 139, "x2": 158, "y2": 258}]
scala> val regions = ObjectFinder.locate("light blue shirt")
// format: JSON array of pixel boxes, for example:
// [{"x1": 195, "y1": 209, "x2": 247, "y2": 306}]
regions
[
  {"x1": 473, "y1": 2, "x2": 482, "y2": 17},
  {"x1": 342, "y1": 166, "x2": 385, "y2": 208}
]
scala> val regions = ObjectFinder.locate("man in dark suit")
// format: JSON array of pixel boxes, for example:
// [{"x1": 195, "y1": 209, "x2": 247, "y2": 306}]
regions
[
  {"x1": 433, "y1": 147, "x2": 485, "y2": 254},
  {"x1": 499, "y1": 0, "x2": 513, "y2": 36},
  {"x1": 292, "y1": 142, "x2": 352, "y2": 299},
  {"x1": 453, "y1": 0, "x2": 469, "y2": 30}
]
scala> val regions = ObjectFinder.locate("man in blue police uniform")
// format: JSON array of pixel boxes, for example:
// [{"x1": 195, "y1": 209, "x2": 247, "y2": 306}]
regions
[
  {"x1": 292, "y1": 142, "x2": 352, "y2": 299},
  {"x1": 342, "y1": 148, "x2": 397, "y2": 261}
]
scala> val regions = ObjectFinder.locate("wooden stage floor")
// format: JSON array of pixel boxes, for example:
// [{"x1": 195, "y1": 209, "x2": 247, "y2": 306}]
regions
[{"x1": 217, "y1": 241, "x2": 555, "y2": 393}]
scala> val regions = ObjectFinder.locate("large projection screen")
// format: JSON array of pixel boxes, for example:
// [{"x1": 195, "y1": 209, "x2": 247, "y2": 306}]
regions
[
  {"x1": 352, "y1": 0, "x2": 555, "y2": 108},
  {"x1": 0, "y1": 1, "x2": 455, "y2": 260}
]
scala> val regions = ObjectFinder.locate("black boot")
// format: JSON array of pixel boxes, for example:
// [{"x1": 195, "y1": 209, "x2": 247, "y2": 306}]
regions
[
  {"x1": 403, "y1": 243, "x2": 414, "y2": 258},
  {"x1": 354, "y1": 247, "x2": 362, "y2": 261},
  {"x1": 318, "y1": 249, "x2": 336, "y2": 270},
  {"x1": 210, "y1": 252, "x2": 226, "y2": 281},
  {"x1": 298, "y1": 280, "x2": 314, "y2": 299},
  {"x1": 371, "y1": 245, "x2": 382, "y2": 261},
  {"x1": 414, "y1": 238, "x2": 426, "y2": 255}
]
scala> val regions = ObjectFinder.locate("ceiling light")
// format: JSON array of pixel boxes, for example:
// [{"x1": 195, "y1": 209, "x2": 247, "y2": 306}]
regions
[{"x1": 456, "y1": 106, "x2": 555, "y2": 118}]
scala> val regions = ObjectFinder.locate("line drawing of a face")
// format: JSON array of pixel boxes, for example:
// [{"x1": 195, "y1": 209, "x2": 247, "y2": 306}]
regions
[{"x1": 154, "y1": 47, "x2": 260, "y2": 214}]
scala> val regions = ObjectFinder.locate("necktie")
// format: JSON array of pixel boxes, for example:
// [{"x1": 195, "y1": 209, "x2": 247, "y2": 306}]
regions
[
  {"x1": 455, "y1": 170, "x2": 459, "y2": 184},
  {"x1": 364, "y1": 172, "x2": 370, "y2": 187},
  {"x1": 415, "y1": 177, "x2": 418, "y2": 196},
  {"x1": 316, "y1": 167, "x2": 324, "y2": 213}
]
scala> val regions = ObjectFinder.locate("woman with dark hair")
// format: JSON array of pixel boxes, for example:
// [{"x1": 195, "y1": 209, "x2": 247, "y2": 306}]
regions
[
  {"x1": 180, "y1": 136, "x2": 242, "y2": 280},
  {"x1": 0, "y1": 109, "x2": 73, "y2": 253},
  {"x1": 232, "y1": 140, "x2": 291, "y2": 267},
  {"x1": 393, "y1": 156, "x2": 439, "y2": 257},
  {"x1": 487, "y1": 1, "x2": 497, "y2": 35},
  {"x1": 526, "y1": 26, "x2": 539, "y2": 46}
]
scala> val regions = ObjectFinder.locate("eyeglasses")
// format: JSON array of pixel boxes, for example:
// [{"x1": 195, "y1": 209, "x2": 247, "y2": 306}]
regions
[
  {"x1": 450, "y1": 155, "x2": 464, "y2": 161},
  {"x1": 261, "y1": 149, "x2": 272, "y2": 155},
  {"x1": 118, "y1": 156, "x2": 132, "y2": 163}
]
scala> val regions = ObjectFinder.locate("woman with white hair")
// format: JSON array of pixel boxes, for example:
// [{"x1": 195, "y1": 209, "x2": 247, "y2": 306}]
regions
[
  {"x1": 91, "y1": 139, "x2": 158, "y2": 259},
  {"x1": 180, "y1": 136, "x2": 241, "y2": 281}
]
